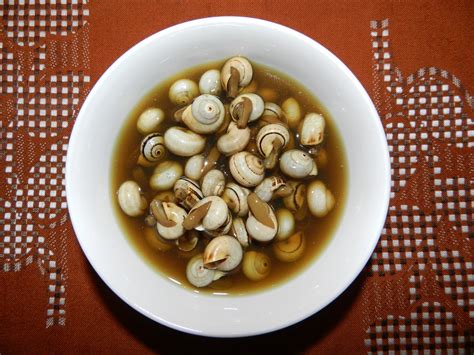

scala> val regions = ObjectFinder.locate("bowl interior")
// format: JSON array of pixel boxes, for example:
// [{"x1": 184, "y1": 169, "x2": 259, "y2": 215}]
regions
[{"x1": 66, "y1": 17, "x2": 390, "y2": 337}]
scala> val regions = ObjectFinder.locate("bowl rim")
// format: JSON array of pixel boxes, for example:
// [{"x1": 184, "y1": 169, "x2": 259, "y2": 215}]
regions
[{"x1": 66, "y1": 16, "x2": 391, "y2": 337}]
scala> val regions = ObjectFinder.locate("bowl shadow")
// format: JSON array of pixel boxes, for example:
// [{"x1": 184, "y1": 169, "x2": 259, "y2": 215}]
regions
[{"x1": 88, "y1": 262, "x2": 365, "y2": 353}]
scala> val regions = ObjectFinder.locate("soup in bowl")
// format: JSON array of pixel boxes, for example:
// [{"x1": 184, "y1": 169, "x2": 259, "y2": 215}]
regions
[{"x1": 66, "y1": 17, "x2": 390, "y2": 337}]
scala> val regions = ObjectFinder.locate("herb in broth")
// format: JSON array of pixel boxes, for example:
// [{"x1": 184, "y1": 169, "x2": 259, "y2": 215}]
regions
[{"x1": 112, "y1": 57, "x2": 347, "y2": 295}]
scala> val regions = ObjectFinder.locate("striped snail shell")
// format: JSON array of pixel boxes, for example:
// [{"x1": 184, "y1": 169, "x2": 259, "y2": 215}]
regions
[
  {"x1": 256, "y1": 123, "x2": 290, "y2": 159},
  {"x1": 173, "y1": 177, "x2": 204, "y2": 211},
  {"x1": 221, "y1": 182, "x2": 251, "y2": 217},
  {"x1": 229, "y1": 151, "x2": 265, "y2": 187},
  {"x1": 138, "y1": 133, "x2": 166, "y2": 167}
]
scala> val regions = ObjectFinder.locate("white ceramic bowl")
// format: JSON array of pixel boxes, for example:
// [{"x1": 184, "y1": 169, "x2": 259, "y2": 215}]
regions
[{"x1": 66, "y1": 17, "x2": 390, "y2": 337}]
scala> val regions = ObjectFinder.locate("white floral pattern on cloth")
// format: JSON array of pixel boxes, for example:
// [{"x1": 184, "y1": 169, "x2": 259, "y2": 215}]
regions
[
  {"x1": 365, "y1": 19, "x2": 474, "y2": 352},
  {"x1": 0, "y1": 0, "x2": 90, "y2": 328}
]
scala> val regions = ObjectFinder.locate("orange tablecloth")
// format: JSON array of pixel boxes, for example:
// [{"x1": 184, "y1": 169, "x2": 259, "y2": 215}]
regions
[{"x1": 1, "y1": 0, "x2": 473, "y2": 352}]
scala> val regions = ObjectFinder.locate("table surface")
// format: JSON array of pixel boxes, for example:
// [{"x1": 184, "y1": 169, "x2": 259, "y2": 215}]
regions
[{"x1": 0, "y1": 0, "x2": 473, "y2": 353}]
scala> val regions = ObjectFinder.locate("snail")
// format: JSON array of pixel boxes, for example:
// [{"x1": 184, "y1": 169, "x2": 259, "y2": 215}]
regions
[
  {"x1": 231, "y1": 217, "x2": 250, "y2": 248},
  {"x1": 149, "y1": 160, "x2": 183, "y2": 191},
  {"x1": 201, "y1": 169, "x2": 226, "y2": 197},
  {"x1": 263, "y1": 102, "x2": 284, "y2": 121},
  {"x1": 307, "y1": 180, "x2": 335, "y2": 217},
  {"x1": 151, "y1": 200, "x2": 187, "y2": 240},
  {"x1": 203, "y1": 210, "x2": 233, "y2": 238},
  {"x1": 275, "y1": 208, "x2": 295, "y2": 241},
  {"x1": 229, "y1": 93, "x2": 264, "y2": 128},
  {"x1": 184, "y1": 154, "x2": 205, "y2": 181},
  {"x1": 216, "y1": 121, "x2": 251, "y2": 156},
  {"x1": 298, "y1": 113, "x2": 325, "y2": 151},
  {"x1": 169, "y1": 78, "x2": 199, "y2": 106},
  {"x1": 221, "y1": 182, "x2": 251, "y2": 217},
  {"x1": 256, "y1": 123, "x2": 290, "y2": 169},
  {"x1": 221, "y1": 56, "x2": 253, "y2": 98},
  {"x1": 242, "y1": 251, "x2": 271, "y2": 281},
  {"x1": 137, "y1": 133, "x2": 166, "y2": 167},
  {"x1": 173, "y1": 177, "x2": 203, "y2": 210},
  {"x1": 229, "y1": 151, "x2": 265, "y2": 187},
  {"x1": 203, "y1": 235, "x2": 243, "y2": 271},
  {"x1": 117, "y1": 181, "x2": 147, "y2": 217},
  {"x1": 183, "y1": 196, "x2": 229, "y2": 232},
  {"x1": 164, "y1": 126, "x2": 206, "y2": 157},
  {"x1": 254, "y1": 176, "x2": 293, "y2": 202},
  {"x1": 283, "y1": 180, "x2": 307, "y2": 215},
  {"x1": 245, "y1": 193, "x2": 278, "y2": 242},
  {"x1": 179, "y1": 94, "x2": 225, "y2": 134},
  {"x1": 199, "y1": 69, "x2": 222, "y2": 95},
  {"x1": 279, "y1": 149, "x2": 317, "y2": 179},
  {"x1": 273, "y1": 231, "x2": 306, "y2": 262},
  {"x1": 136, "y1": 108, "x2": 165, "y2": 135},
  {"x1": 186, "y1": 254, "x2": 226, "y2": 288},
  {"x1": 281, "y1": 97, "x2": 301, "y2": 129}
]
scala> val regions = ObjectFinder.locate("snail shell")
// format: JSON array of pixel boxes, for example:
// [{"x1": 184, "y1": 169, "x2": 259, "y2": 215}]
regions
[
  {"x1": 229, "y1": 151, "x2": 265, "y2": 187},
  {"x1": 204, "y1": 210, "x2": 232, "y2": 238},
  {"x1": 136, "y1": 108, "x2": 165, "y2": 135},
  {"x1": 216, "y1": 121, "x2": 250, "y2": 156},
  {"x1": 281, "y1": 97, "x2": 301, "y2": 129},
  {"x1": 283, "y1": 180, "x2": 308, "y2": 219},
  {"x1": 186, "y1": 254, "x2": 225, "y2": 288},
  {"x1": 185, "y1": 196, "x2": 229, "y2": 231},
  {"x1": 221, "y1": 56, "x2": 253, "y2": 98},
  {"x1": 221, "y1": 182, "x2": 251, "y2": 217},
  {"x1": 173, "y1": 177, "x2": 203, "y2": 210},
  {"x1": 230, "y1": 93, "x2": 264, "y2": 127},
  {"x1": 117, "y1": 181, "x2": 147, "y2": 217},
  {"x1": 275, "y1": 208, "x2": 295, "y2": 241},
  {"x1": 307, "y1": 180, "x2": 336, "y2": 217},
  {"x1": 164, "y1": 126, "x2": 206, "y2": 157},
  {"x1": 231, "y1": 217, "x2": 250, "y2": 248},
  {"x1": 245, "y1": 193, "x2": 278, "y2": 242},
  {"x1": 203, "y1": 235, "x2": 243, "y2": 272},
  {"x1": 273, "y1": 231, "x2": 306, "y2": 262},
  {"x1": 256, "y1": 123, "x2": 290, "y2": 163},
  {"x1": 199, "y1": 69, "x2": 222, "y2": 95},
  {"x1": 263, "y1": 102, "x2": 284, "y2": 120},
  {"x1": 279, "y1": 149, "x2": 318, "y2": 179},
  {"x1": 298, "y1": 113, "x2": 325, "y2": 147},
  {"x1": 242, "y1": 251, "x2": 271, "y2": 281},
  {"x1": 137, "y1": 133, "x2": 166, "y2": 167},
  {"x1": 169, "y1": 79, "x2": 199, "y2": 106},
  {"x1": 154, "y1": 201, "x2": 187, "y2": 240},
  {"x1": 201, "y1": 169, "x2": 226, "y2": 197},
  {"x1": 184, "y1": 154, "x2": 205, "y2": 181},
  {"x1": 149, "y1": 160, "x2": 183, "y2": 191},
  {"x1": 254, "y1": 176, "x2": 292, "y2": 202},
  {"x1": 181, "y1": 94, "x2": 225, "y2": 134}
]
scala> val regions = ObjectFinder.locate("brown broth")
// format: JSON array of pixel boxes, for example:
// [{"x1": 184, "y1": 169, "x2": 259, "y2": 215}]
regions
[{"x1": 110, "y1": 60, "x2": 348, "y2": 295}]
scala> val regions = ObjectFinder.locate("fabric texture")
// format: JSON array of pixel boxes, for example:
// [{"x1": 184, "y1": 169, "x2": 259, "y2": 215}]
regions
[{"x1": 0, "y1": 0, "x2": 472, "y2": 353}]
